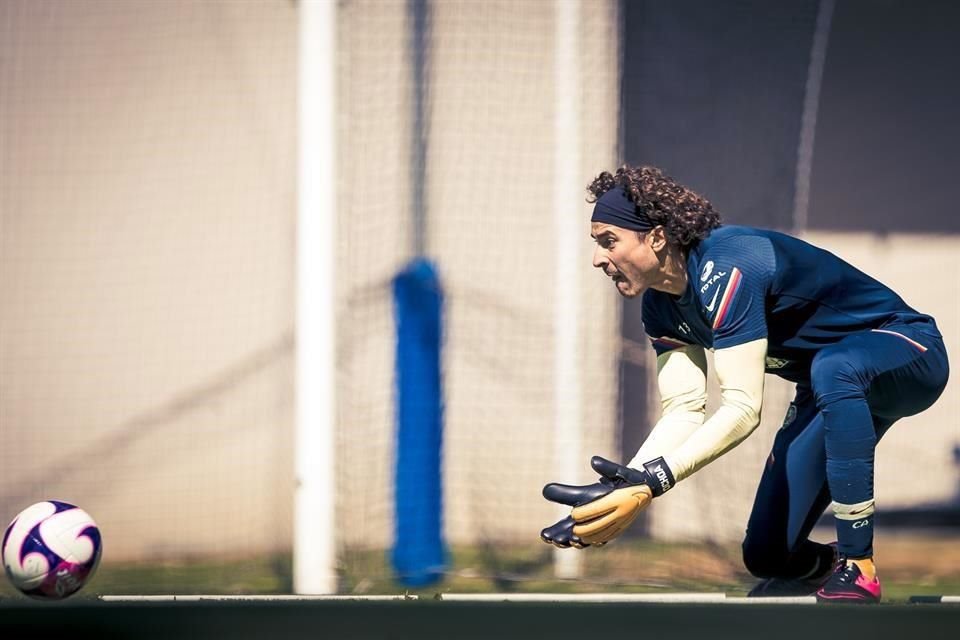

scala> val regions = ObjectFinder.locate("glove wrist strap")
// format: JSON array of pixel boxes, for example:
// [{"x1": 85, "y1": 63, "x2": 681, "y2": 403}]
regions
[{"x1": 641, "y1": 457, "x2": 675, "y2": 497}]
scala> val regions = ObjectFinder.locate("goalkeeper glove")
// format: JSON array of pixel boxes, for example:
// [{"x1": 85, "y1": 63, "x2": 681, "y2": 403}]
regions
[{"x1": 541, "y1": 455, "x2": 675, "y2": 545}]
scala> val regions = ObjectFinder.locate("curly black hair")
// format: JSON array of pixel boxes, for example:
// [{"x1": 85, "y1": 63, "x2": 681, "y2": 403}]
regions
[{"x1": 586, "y1": 165, "x2": 722, "y2": 249}]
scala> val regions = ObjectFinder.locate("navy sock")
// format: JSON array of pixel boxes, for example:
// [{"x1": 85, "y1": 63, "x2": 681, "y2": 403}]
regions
[
  {"x1": 820, "y1": 396, "x2": 877, "y2": 559},
  {"x1": 834, "y1": 513, "x2": 874, "y2": 559}
]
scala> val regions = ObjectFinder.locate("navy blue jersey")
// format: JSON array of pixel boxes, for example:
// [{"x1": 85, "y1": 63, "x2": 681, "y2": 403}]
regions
[{"x1": 641, "y1": 225, "x2": 934, "y2": 383}]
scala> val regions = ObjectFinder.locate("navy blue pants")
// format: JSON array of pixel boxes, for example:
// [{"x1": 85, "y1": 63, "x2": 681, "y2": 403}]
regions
[{"x1": 742, "y1": 320, "x2": 949, "y2": 578}]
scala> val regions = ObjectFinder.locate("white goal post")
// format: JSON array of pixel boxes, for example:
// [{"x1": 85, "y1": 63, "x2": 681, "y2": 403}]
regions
[{"x1": 294, "y1": 0, "x2": 338, "y2": 595}]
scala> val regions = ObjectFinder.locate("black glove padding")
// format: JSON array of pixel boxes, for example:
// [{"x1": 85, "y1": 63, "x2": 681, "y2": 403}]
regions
[
  {"x1": 542, "y1": 475, "x2": 617, "y2": 507},
  {"x1": 539, "y1": 516, "x2": 591, "y2": 549},
  {"x1": 542, "y1": 456, "x2": 651, "y2": 506},
  {"x1": 589, "y1": 455, "x2": 653, "y2": 488}
]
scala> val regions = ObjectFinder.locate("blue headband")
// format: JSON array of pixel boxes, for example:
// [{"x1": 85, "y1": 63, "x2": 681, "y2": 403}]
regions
[{"x1": 590, "y1": 186, "x2": 655, "y2": 232}]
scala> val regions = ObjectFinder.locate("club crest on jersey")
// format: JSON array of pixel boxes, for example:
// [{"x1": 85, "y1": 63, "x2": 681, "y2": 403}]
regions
[
  {"x1": 765, "y1": 356, "x2": 790, "y2": 370},
  {"x1": 700, "y1": 260, "x2": 715, "y2": 282}
]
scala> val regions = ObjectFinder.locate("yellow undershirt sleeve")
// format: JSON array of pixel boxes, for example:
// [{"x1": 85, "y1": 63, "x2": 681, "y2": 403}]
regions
[
  {"x1": 663, "y1": 338, "x2": 768, "y2": 481},
  {"x1": 627, "y1": 345, "x2": 707, "y2": 469}
]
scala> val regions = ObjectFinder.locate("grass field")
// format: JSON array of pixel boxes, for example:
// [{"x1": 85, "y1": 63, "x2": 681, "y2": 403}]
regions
[{"x1": 2, "y1": 531, "x2": 958, "y2": 603}]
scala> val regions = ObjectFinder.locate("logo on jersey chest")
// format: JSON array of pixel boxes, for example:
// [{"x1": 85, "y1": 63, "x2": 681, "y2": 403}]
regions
[{"x1": 699, "y1": 271, "x2": 728, "y2": 294}]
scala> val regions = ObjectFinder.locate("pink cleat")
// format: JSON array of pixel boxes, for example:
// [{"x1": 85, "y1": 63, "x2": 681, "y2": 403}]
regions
[{"x1": 816, "y1": 561, "x2": 881, "y2": 604}]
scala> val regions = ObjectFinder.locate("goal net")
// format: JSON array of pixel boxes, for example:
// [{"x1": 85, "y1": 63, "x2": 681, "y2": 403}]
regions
[{"x1": 5, "y1": 0, "x2": 954, "y2": 598}]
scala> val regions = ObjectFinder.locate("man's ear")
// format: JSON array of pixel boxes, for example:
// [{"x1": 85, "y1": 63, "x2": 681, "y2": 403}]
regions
[{"x1": 648, "y1": 225, "x2": 668, "y2": 251}]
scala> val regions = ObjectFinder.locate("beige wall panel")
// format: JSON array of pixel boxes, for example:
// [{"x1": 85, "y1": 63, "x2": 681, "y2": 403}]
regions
[{"x1": 1, "y1": 0, "x2": 296, "y2": 560}]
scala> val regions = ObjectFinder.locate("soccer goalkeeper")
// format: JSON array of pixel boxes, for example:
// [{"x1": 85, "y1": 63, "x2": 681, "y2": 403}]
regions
[{"x1": 540, "y1": 165, "x2": 949, "y2": 604}]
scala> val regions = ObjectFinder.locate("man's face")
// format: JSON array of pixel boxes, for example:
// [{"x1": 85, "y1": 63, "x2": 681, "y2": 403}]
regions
[{"x1": 590, "y1": 222, "x2": 659, "y2": 298}]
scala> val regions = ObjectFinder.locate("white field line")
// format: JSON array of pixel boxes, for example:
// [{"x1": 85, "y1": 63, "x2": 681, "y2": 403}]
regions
[
  {"x1": 102, "y1": 593, "x2": 723, "y2": 603},
  {"x1": 439, "y1": 593, "x2": 727, "y2": 603},
  {"x1": 97, "y1": 593, "x2": 960, "y2": 604},
  {"x1": 99, "y1": 595, "x2": 417, "y2": 602},
  {"x1": 909, "y1": 595, "x2": 960, "y2": 604},
  {"x1": 725, "y1": 596, "x2": 816, "y2": 605}
]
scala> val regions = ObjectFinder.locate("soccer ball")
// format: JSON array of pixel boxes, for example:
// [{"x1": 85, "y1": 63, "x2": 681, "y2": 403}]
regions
[{"x1": 2, "y1": 500, "x2": 102, "y2": 599}]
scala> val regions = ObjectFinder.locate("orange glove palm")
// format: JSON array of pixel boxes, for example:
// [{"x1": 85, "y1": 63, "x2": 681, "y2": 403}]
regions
[{"x1": 571, "y1": 484, "x2": 653, "y2": 544}]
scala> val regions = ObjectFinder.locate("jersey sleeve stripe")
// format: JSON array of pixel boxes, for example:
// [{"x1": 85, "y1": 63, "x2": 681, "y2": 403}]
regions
[
  {"x1": 650, "y1": 336, "x2": 690, "y2": 350},
  {"x1": 870, "y1": 329, "x2": 928, "y2": 352},
  {"x1": 711, "y1": 267, "x2": 743, "y2": 329}
]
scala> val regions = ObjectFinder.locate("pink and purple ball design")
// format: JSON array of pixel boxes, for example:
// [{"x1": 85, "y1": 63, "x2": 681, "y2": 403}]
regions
[{"x1": 2, "y1": 500, "x2": 102, "y2": 599}]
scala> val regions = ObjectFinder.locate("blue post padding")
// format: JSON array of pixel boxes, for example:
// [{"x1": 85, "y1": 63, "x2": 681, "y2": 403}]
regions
[{"x1": 391, "y1": 258, "x2": 446, "y2": 586}]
